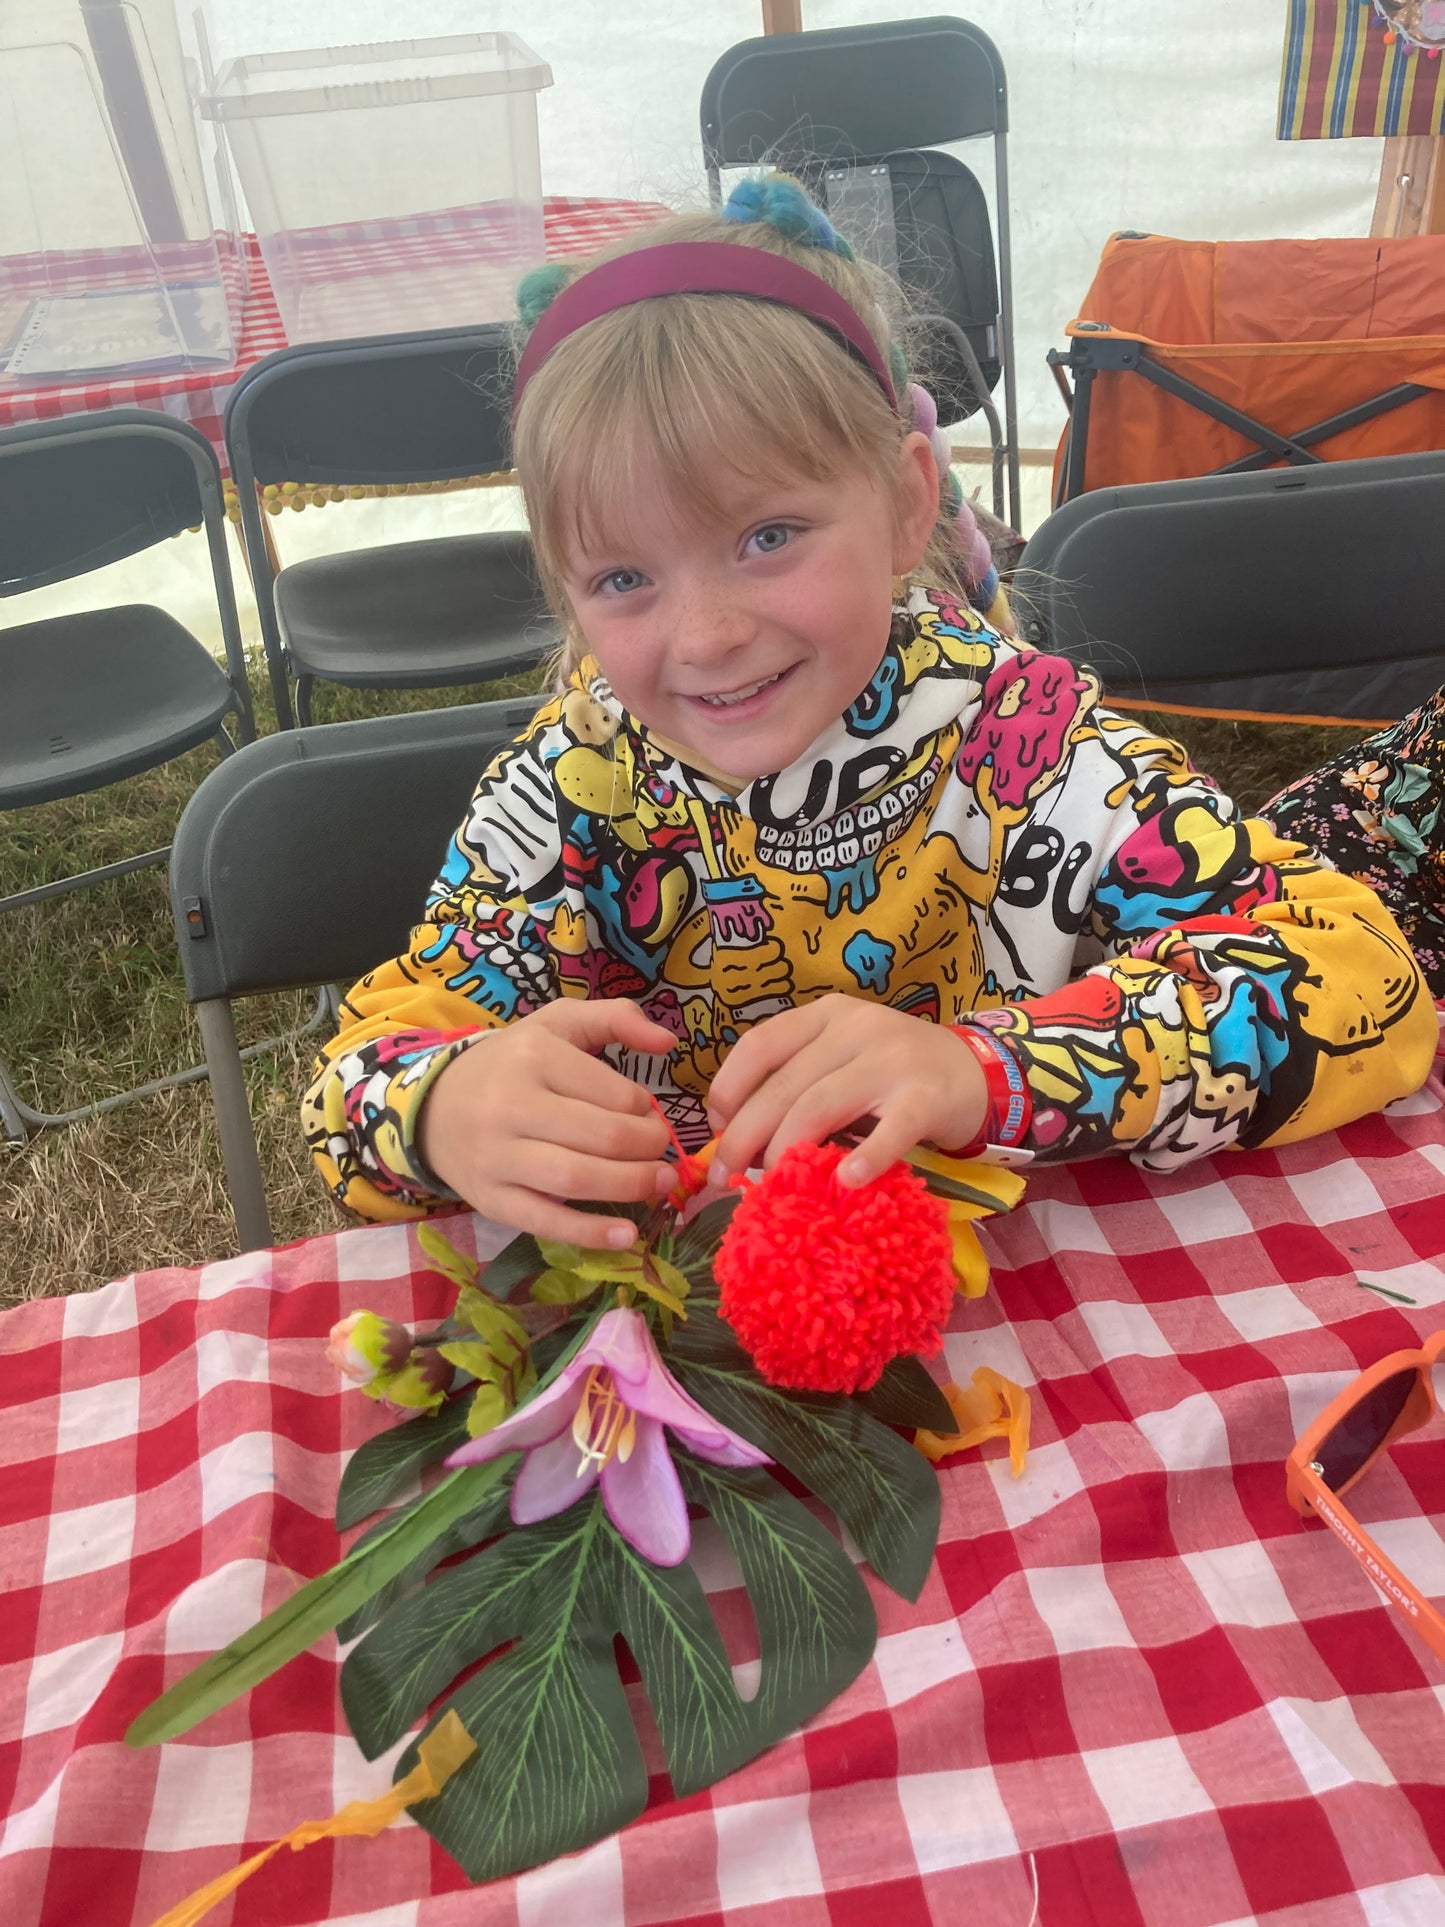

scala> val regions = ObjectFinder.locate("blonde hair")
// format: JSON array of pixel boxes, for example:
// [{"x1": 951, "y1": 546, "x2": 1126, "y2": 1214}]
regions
[{"x1": 510, "y1": 203, "x2": 965, "y2": 674}]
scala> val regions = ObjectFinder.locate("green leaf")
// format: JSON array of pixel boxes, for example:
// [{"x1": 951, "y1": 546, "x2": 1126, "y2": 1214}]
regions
[
  {"x1": 346, "y1": 1464, "x2": 876, "y2": 1883},
  {"x1": 670, "y1": 1302, "x2": 940, "y2": 1602},
  {"x1": 480, "y1": 1230, "x2": 547, "y2": 1302},
  {"x1": 416, "y1": 1221, "x2": 480, "y2": 1292},
  {"x1": 335, "y1": 1468, "x2": 515, "y2": 1642},
  {"x1": 465, "y1": 1380, "x2": 511, "y2": 1438},
  {"x1": 530, "y1": 1266, "x2": 598, "y2": 1305},
  {"x1": 335, "y1": 1392, "x2": 473, "y2": 1531},
  {"x1": 346, "y1": 1502, "x2": 646, "y2": 1880},
  {"x1": 454, "y1": 1284, "x2": 529, "y2": 1350},
  {"x1": 125, "y1": 1460, "x2": 513, "y2": 1747},
  {"x1": 679, "y1": 1458, "x2": 875, "y2": 1736},
  {"x1": 858, "y1": 1355, "x2": 959, "y2": 1434},
  {"x1": 671, "y1": 1195, "x2": 740, "y2": 1280},
  {"x1": 597, "y1": 1523, "x2": 756, "y2": 1798},
  {"x1": 912, "y1": 1167, "x2": 1017, "y2": 1210},
  {"x1": 538, "y1": 1237, "x2": 643, "y2": 1284}
]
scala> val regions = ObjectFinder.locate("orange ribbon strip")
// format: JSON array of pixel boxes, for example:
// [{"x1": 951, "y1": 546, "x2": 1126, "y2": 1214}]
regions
[
  {"x1": 914, "y1": 1367, "x2": 1032, "y2": 1476},
  {"x1": 150, "y1": 1711, "x2": 476, "y2": 1927}
]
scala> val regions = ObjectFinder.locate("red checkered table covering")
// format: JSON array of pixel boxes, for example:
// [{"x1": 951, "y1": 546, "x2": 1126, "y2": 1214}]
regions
[
  {"x1": 5, "y1": 1087, "x2": 1445, "y2": 1927},
  {"x1": 0, "y1": 199, "x2": 668, "y2": 473}
]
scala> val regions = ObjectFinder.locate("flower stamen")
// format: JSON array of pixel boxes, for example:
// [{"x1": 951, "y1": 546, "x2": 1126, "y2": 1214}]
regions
[{"x1": 571, "y1": 1366, "x2": 638, "y2": 1474}]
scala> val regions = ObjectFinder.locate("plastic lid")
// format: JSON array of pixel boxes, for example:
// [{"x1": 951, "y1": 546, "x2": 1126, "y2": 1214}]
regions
[{"x1": 200, "y1": 33, "x2": 553, "y2": 120}]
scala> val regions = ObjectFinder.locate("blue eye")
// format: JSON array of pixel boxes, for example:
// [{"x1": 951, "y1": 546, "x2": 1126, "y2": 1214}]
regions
[
  {"x1": 599, "y1": 568, "x2": 647, "y2": 596},
  {"x1": 748, "y1": 524, "x2": 793, "y2": 556}
]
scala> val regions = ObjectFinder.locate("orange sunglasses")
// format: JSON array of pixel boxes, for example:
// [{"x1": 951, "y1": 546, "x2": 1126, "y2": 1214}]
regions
[{"x1": 1286, "y1": 1329, "x2": 1445, "y2": 1663}]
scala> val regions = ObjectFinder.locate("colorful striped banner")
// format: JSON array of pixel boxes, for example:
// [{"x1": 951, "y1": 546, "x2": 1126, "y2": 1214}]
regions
[{"x1": 1280, "y1": 0, "x2": 1445, "y2": 138}]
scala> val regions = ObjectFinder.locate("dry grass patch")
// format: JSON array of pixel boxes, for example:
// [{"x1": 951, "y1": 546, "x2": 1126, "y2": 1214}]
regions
[{"x1": 0, "y1": 666, "x2": 1363, "y2": 1306}]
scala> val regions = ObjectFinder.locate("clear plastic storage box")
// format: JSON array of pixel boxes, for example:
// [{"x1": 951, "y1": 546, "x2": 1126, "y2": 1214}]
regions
[
  {"x1": 200, "y1": 34, "x2": 553, "y2": 345},
  {"x1": 0, "y1": 0, "x2": 236, "y2": 385}
]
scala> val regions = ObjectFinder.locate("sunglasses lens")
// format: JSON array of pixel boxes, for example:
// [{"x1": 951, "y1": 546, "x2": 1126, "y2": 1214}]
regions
[{"x1": 1315, "y1": 1367, "x2": 1417, "y2": 1490}]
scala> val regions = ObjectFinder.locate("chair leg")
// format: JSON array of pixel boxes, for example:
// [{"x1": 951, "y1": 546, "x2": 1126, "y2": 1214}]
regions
[
  {"x1": 0, "y1": 1057, "x2": 34, "y2": 1142},
  {"x1": 0, "y1": 846, "x2": 168, "y2": 913},
  {"x1": 296, "y1": 676, "x2": 316, "y2": 728},
  {"x1": 195, "y1": 998, "x2": 274, "y2": 1251}
]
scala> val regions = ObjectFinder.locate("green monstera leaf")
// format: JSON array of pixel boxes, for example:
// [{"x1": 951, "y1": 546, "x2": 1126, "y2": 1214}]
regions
[
  {"x1": 341, "y1": 1458, "x2": 874, "y2": 1884},
  {"x1": 667, "y1": 1297, "x2": 941, "y2": 1602}
]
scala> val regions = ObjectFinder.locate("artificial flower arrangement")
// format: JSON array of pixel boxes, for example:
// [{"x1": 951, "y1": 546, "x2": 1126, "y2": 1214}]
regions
[{"x1": 127, "y1": 1131, "x2": 1026, "y2": 1905}]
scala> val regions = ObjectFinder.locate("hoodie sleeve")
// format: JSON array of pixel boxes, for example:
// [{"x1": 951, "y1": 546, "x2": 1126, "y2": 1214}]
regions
[
  {"x1": 971, "y1": 710, "x2": 1436, "y2": 1170},
  {"x1": 301, "y1": 694, "x2": 571, "y2": 1222}
]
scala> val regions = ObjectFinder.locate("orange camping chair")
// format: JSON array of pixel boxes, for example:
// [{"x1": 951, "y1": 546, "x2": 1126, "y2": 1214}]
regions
[{"x1": 1050, "y1": 232, "x2": 1445, "y2": 505}]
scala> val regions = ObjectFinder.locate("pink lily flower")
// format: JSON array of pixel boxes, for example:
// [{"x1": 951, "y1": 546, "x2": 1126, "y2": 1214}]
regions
[{"x1": 446, "y1": 1306, "x2": 768, "y2": 1566}]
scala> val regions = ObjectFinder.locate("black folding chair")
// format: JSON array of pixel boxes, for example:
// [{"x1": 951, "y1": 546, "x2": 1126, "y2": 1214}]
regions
[
  {"x1": 0, "y1": 408, "x2": 254, "y2": 1139},
  {"x1": 169, "y1": 695, "x2": 539, "y2": 1250},
  {"x1": 701, "y1": 15, "x2": 1019, "y2": 528},
  {"x1": 225, "y1": 328, "x2": 559, "y2": 730},
  {"x1": 1012, "y1": 451, "x2": 1445, "y2": 726}
]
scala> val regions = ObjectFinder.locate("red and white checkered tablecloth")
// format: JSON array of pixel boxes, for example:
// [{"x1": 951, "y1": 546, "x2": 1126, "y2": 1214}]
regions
[
  {"x1": 6, "y1": 1087, "x2": 1445, "y2": 1927},
  {"x1": 0, "y1": 199, "x2": 669, "y2": 473}
]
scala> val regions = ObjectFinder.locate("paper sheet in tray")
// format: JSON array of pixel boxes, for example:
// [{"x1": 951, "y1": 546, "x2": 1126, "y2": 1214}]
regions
[{"x1": 2, "y1": 280, "x2": 230, "y2": 380}]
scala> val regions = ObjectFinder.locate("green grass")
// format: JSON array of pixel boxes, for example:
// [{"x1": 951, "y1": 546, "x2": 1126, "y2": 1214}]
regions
[
  {"x1": 0, "y1": 663, "x2": 546, "y2": 1307},
  {"x1": 0, "y1": 666, "x2": 1359, "y2": 1308}
]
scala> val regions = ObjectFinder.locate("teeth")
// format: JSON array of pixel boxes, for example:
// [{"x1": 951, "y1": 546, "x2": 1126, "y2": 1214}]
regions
[{"x1": 698, "y1": 673, "x2": 782, "y2": 708}]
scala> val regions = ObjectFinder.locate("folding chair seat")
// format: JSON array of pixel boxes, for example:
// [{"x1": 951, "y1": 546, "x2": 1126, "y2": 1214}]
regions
[
  {"x1": 701, "y1": 15, "x2": 1020, "y2": 527},
  {"x1": 169, "y1": 695, "x2": 539, "y2": 1250},
  {"x1": 274, "y1": 529, "x2": 545, "y2": 694},
  {"x1": 0, "y1": 408, "x2": 254, "y2": 1138},
  {"x1": 225, "y1": 328, "x2": 559, "y2": 729},
  {"x1": 1013, "y1": 451, "x2": 1445, "y2": 726}
]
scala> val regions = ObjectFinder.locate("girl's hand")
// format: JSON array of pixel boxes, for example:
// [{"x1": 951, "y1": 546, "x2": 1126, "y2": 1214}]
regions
[
  {"x1": 706, "y1": 995, "x2": 987, "y2": 1187},
  {"x1": 416, "y1": 1000, "x2": 678, "y2": 1248}
]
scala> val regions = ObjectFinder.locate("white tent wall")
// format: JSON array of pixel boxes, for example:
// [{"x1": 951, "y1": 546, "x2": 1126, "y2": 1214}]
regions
[
  {"x1": 191, "y1": 0, "x2": 1384, "y2": 448},
  {"x1": 3, "y1": 1, "x2": 1387, "y2": 652}
]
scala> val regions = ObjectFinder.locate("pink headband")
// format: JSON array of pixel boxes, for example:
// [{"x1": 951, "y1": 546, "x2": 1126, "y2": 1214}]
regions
[{"x1": 511, "y1": 240, "x2": 898, "y2": 419}]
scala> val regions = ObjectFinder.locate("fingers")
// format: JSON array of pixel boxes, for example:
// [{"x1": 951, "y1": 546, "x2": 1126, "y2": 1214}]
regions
[
  {"x1": 544, "y1": 997, "x2": 679, "y2": 1060},
  {"x1": 707, "y1": 1003, "x2": 827, "y2": 1128},
  {"x1": 835, "y1": 1109, "x2": 931, "y2": 1187},
  {"x1": 480, "y1": 1182, "x2": 645, "y2": 1251}
]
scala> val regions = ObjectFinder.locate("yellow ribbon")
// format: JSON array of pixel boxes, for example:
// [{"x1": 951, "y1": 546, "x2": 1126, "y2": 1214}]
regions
[
  {"x1": 914, "y1": 1367, "x2": 1032, "y2": 1476},
  {"x1": 149, "y1": 1712, "x2": 476, "y2": 1927}
]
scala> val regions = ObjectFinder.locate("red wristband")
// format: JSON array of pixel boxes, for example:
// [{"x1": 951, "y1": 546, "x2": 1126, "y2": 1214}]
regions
[{"x1": 946, "y1": 1024, "x2": 1033, "y2": 1156}]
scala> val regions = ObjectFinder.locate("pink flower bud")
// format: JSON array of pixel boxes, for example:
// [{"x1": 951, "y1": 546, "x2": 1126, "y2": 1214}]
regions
[{"x1": 326, "y1": 1311, "x2": 412, "y2": 1386}]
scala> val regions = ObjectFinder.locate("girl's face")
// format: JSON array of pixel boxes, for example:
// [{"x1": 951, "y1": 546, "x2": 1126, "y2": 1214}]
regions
[{"x1": 557, "y1": 432, "x2": 938, "y2": 781}]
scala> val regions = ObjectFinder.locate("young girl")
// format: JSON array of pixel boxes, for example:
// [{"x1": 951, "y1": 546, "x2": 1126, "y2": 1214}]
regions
[{"x1": 302, "y1": 178, "x2": 1435, "y2": 1252}]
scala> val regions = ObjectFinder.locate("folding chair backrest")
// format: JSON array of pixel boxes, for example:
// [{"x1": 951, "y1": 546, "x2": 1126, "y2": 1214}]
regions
[
  {"x1": 224, "y1": 327, "x2": 514, "y2": 491},
  {"x1": 700, "y1": 16, "x2": 1014, "y2": 487},
  {"x1": 0, "y1": 410, "x2": 222, "y2": 596},
  {"x1": 701, "y1": 16, "x2": 1006, "y2": 170},
  {"x1": 172, "y1": 697, "x2": 540, "y2": 1002},
  {"x1": 170, "y1": 696, "x2": 541, "y2": 1249},
  {"x1": 887, "y1": 150, "x2": 1000, "y2": 410},
  {"x1": 1013, "y1": 452, "x2": 1445, "y2": 726}
]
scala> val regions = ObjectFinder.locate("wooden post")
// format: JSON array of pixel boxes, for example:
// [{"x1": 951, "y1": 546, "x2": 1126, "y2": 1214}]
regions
[
  {"x1": 762, "y1": 1, "x2": 802, "y2": 33},
  {"x1": 1372, "y1": 133, "x2": 1445, "y2": 235}
]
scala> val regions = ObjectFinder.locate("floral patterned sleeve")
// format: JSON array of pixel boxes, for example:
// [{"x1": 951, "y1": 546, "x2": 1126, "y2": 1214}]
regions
[
  {"x1": 1260, "y1": 686, "x2": 1445, "y2": 997},
  {"x1": 973, "y1": 715, "x2": 1437, "y2": 1170}
]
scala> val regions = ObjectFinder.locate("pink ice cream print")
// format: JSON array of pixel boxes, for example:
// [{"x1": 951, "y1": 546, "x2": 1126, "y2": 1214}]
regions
[
  {"x1": 955, "y1": 656, "x2": 1094, "y2": 810},
  {"x1": 704, "y1": 875, "x2": 772, "y2": 947}
]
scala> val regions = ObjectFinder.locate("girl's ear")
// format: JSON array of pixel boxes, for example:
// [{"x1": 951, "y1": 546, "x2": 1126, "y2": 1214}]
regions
[{"x1": 892, "y1": 430, "x2": 941, "y2": 575}]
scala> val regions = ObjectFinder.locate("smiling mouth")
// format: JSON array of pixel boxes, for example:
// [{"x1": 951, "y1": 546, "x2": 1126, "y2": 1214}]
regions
[{"x1": 693, "y1": 669, "x2": 789, "y2": 709}]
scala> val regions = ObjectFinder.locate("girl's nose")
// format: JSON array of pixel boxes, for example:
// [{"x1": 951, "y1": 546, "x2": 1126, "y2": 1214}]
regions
[{"x1": 672, "y1": 585, "x2": 757, "y2": 664}]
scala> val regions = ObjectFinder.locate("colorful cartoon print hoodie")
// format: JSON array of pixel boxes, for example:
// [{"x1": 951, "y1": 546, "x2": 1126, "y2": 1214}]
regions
[{"x1": 304, "y1": 590, "x2": 1435, "y2": 1220}]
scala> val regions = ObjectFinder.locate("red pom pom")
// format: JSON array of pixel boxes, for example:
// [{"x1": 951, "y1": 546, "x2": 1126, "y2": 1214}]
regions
[{"x1": 713, "y1": 1142, "x2": 955, "y2": 1393}]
